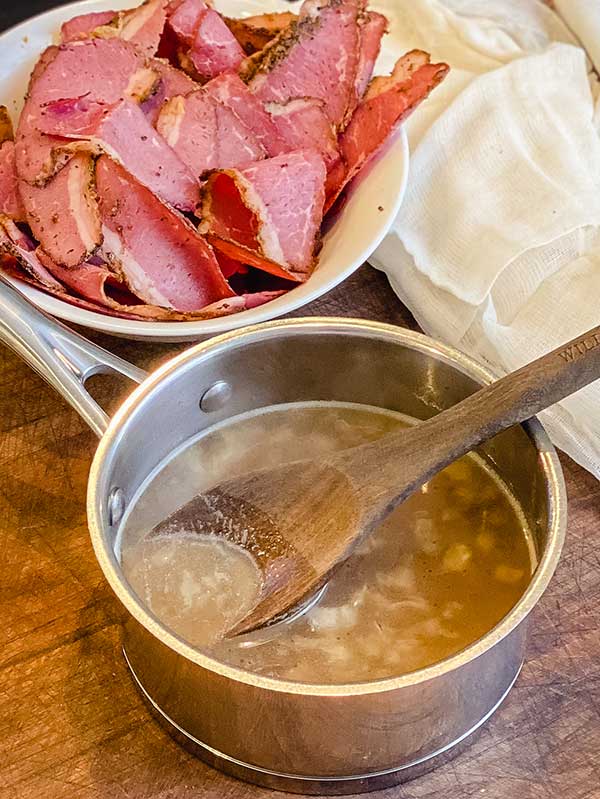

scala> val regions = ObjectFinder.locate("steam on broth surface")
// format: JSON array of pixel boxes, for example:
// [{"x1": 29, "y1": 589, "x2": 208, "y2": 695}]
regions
[{"x1": 119, "y1": 402, "x2": 535, "y2": 684}]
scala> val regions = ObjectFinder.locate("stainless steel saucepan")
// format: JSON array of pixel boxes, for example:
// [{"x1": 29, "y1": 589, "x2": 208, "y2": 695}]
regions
[{"x1": 0, "y1": 277, "x2": 566, "y2": 795}]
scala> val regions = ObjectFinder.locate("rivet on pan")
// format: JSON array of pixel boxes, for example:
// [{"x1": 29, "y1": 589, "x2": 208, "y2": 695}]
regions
[
  {"x1": 108, "y1": 487, "x2": 126, "y2": 527},
  {"x1": 200, "y1": 381, "x2": 232, "y2": 412}
]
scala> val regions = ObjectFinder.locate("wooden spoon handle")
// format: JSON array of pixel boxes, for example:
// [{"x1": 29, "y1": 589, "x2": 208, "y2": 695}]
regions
[{"x1": 343, "y1": 323, "x2": 600, "y2": 509}]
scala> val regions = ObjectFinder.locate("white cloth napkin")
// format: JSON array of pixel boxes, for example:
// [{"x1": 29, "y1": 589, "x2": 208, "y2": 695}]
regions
[{"x1": 370, "y1": 0, "x2": 600, "y2": 477}]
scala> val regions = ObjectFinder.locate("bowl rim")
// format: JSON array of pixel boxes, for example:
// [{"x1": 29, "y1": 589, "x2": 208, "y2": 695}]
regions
[
  {"x1": 88, "y1": 317, "x2": 567, "y2": 696},
  {"x1": 0, "y1": 0, "x2": 409, "y2": 342}
]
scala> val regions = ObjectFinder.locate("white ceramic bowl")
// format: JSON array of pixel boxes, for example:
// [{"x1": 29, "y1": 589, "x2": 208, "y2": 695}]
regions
[{"x1": 0, "y1": 0, "x2": 408, "y2": 341}]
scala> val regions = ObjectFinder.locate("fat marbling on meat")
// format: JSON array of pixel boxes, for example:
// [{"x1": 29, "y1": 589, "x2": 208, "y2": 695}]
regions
[
  {"x1": 203, "y1": 72, "x2": 286, "y2": 156},
  {"x1": 91, "y1": 0, "x2": 168, "y2": 58},
  {"x1": 243, "y1": 0, "x2": 364, "y2": 129},
  {"x1": 157, "y1": 89, "x2": 266, "y2": 177},
  {"x1": 39, "y1": 97, "x2": 199, "y2": 212},
  {"x1": 266, "y1": 98, "x2": 340, "y2": 170},
  {"x1": 95, "y1": 155, "x2": 233, "y2": 311},
  {"x1": 201, "y1": 149, "x2": 326, "y2": 279},
  {"x1": 168, "y1": 0, "x2": 245, "y2": 82}
]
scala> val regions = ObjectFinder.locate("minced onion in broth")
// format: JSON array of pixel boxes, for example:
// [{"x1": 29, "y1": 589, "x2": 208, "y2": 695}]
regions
[{"x1": 118, "y1": 402, "x2": 536, "y2": 684}]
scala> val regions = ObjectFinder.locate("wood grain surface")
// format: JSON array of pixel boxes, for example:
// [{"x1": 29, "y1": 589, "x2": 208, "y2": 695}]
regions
[
  {"x1": 1, "y1": 2, "x2": 599, "y2": 796},
  {"x1": 1, "y1": 266, "x2": 599, "y2": 799}
]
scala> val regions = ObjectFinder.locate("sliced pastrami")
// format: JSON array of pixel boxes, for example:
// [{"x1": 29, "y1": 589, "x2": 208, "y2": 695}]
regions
[
  {"x1": 206, "y1": 236, "x2": 301, "y2": 282},
  {"x1": 39, "y1": 98, "x2": 199, "y2": 212},
  {"x1": 142, "y1": 58, "x2": 197, "y2": 124},
  {"x1": 93, "y1": 0, "x2": 168, "y2": 58},
  {"x1": 20, "y1": 152, "x2": 102, "y2": 268},
  {"x1": 3, "y1": 246, "x2": 253, "y2": 321},
  {"x1": 27, "y1": 45, "x2": 59, "y2": 95},
  {"x1": 35, "y1": 246, "x2": 264, "y2": 320},
  {"x1": 60, "y1": 11, "x2": 117, "y2": 42},
  {"x1": 34, "y1": 39, "x2": 149, "y2": 106},
  {"x1": 34, "y1": 248, "x2": 180, "y2": 317},
  {"x1": 331, "y1": 50, "x2": 449, "y2": 209},
  {"x1": 201, "y1": 150, "x2": 326, "y2": 278},
  {"x1": 168, "y1": 0, "x2": 244, "y2": 82},
  {"x1": 0, "y1": 216, "x2": 65, "y2": 290},
  {"x1": 245, "y1": 0, "x2": 363, "y2": 129},
  {"x1": 0, "y1": 142, "x2": 26, "y2": 221},
  {"x1": 95, "y1": 155, "x2": 233, "y2": 311},
  {"x1": 198, "y1": 290, "x2": 286, "y2": 317},
  {"x1": 224, "y1": 12, "x2": 296, "y2": 56},
  {"x1": 204, "y1": 72, "x2": 286, "y2": 156},
  {"x1": 355, "y1": 11, "x2": 387, "y2": 100},
  {"x1": 0, "y1": 255, "x2": 125, "y2": 317},
  {"x1": 16, "y1": 38, "x2": 150, "y2": 185},
  {"x1": 169, "y1": 0, "x2": 206, "y2": 43},
  {"x1": 266, "y1": 98, "x2": 340, "y2": 170},
  {"x1": 157, "y1": 90, "x2": 265, "y2": 177},
  {"x1": 188, "y1": 8, "x2": 245, "y2": 82},
  {"x1": 37, "y1": 249, "x2": 129, "y2": 306},
  {"x1": 0, "y1": 257, "x2": 145, "y2": 319}
]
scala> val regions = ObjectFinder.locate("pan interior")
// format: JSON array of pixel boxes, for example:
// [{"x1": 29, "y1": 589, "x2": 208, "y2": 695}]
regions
[{"x1": 115, "y1": 399, "x2": 536, "y2": 685}]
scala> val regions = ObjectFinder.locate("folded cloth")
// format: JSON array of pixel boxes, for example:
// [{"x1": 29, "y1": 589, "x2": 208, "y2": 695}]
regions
[
  {"x1": 553, "y1": 0, "x2": 600, "y2": 74},
  {"x1": 371, "y1": 0, "x2": 600, "y2": 477}
]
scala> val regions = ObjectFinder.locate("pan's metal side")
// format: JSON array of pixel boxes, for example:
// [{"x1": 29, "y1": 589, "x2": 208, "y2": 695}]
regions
[
  {"x1": 124, "y1": 644, "x2": 523, "y2": 795},
  {"x1": 85, "y1": 319, "x2": 566, "y2": 793}
]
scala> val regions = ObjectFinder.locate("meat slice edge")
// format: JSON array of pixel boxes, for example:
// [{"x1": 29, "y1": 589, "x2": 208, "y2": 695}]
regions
[
  {"x1": 224, "y1": 12, "x2": 296, "y2": 56},
  {"x1": 201, "y1": 150, "x2": 326, "y2": 277},
  {"x1": 157, "y1": 91, "x2": 266, "y2": 177},
  {"x1": 204, "y1": 72, "x2": 286, "y2": 157},
  {"x1": 0, "y1": 142, "x2": 26, "y2": 221},
  {"x1": 245, "y1": 0, "x2": 363, "y2": 129},
  {"x1": 60, "y1": 11, "x2": 117, "y2": 43},
  {"x1": 327, "y1": 51, "x2": 449, "y2": 212},
  {"x1": 39, "y1": 98, "x2": 200, "y2": 212},
  {"x1": 355, "y1": 11, "x2": 387, "y2": 101},
  {"x1": 96, "y1": 155, "x2": 233, "y2": 311},
  {"x1": 0, "y1": 105, "x2": 14, "y2": 144},
  {"x1": 20, "y1": 152, "x2": 102, "y2": 268},
  {"x1": 92, "y1": 0, "x2": 169, "y2": 58}
]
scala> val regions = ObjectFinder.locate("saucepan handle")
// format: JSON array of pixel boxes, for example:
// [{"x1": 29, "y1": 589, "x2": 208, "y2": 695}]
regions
[{"x1": 0, "y1": 276, "x2": 147, "y2": 437}]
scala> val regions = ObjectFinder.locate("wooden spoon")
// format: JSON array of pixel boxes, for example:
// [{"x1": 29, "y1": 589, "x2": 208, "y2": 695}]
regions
[{"x1": 152, "y1": 324, "x2": 600, "y2": 637}]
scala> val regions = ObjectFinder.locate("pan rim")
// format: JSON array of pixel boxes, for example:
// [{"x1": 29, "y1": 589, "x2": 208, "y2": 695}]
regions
[{"x1": 87, "y1": 317, "x2": 567, "y2": 697}]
